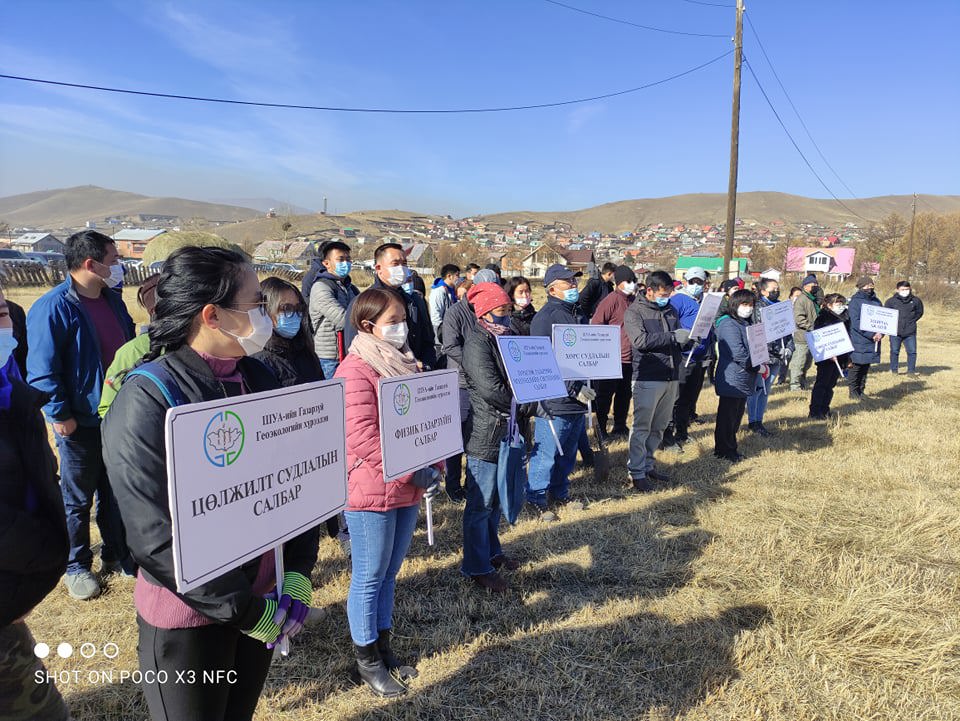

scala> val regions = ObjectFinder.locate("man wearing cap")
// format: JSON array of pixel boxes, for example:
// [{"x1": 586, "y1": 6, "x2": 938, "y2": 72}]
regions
[
  {"x1": 440, "y1": 269, "x2": 501, "y2": 502},
  {"x1": 526, "y1": 264, "x2": 594, "y2": 518},
  {"x1": 664, "y1": 266, "x2": 713, "y2": 449},
  {"x1": 788, "y1": 273, "x2": 821, "y2": 391},
  {"x1": 623, "y1": 270, "x2": 688, "y2": 491},
  {"x1": 885, "y1": 280, "x2": 924, "y2": 376},
  {"x1": 847, "y1": 276, "x2": 883, "y2": 400},
  {"x1": 590, "y1": 266, "x2": 637, "y2": 439}
]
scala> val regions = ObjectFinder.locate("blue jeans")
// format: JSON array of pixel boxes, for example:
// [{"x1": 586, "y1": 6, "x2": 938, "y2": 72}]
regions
[
  {"x1": 526, "y1": 414, "x2": 585, "y2": 507},
  {"x1": 344, "y1": 504, "x2": 419, "y2": 646},
  {"x1": 318, "y1": 358, "x2": 340, "y2": 381},
  {"x1": 889, "y1": 334, "x2": 917, "y2": 373},
  {"x1": 56, "y1": 424, "x2": 130, "y2": 575},
  {"x1": 746, "y1": 361, "x2": 780, "y2": 424},
  {"x1": 461, "y1": 457, "x2": 503, "y2": 576}
]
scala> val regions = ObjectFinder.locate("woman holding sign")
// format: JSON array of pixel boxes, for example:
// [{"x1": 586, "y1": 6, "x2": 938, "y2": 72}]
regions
[
  {"x1": 713, "y1": 289, "x2": 764, "y2": 462},
  {"x1": 809, "y1": 294, "x2": 852, "y2": 419},
  {"x1": 846, "y1": 277, "x2": 883, "y2": 401},
  {"x1": 335, "y1": 287, "x2": 441, "y2": 697},
  {"x1": 103, "y1": 247, "x2": 321, "y2": 721}
]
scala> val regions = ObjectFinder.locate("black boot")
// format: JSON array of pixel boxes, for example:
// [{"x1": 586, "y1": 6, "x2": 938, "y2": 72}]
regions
[
  {"x1": 354, "y1": 642, "x2": 407, "y2": 697},
  {"x1": 377, "y1": 629, "x2": 418, "y2": 678}
]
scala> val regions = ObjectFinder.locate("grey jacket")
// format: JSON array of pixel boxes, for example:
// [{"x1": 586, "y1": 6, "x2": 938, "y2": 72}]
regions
[
  {"x1": 441, "y1": 299, "x2": 476, "y2": 388},
  {"x1": 429, "y1": 284, "x2": 454, "y2": 338},
  {"x1": 309, "y1": 273, "x2": 360, "y2": 360}
]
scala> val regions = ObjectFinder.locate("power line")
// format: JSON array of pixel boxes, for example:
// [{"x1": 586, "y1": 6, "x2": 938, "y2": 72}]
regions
[
  {"x1": 0, "y1": 52, "x2": 732, "y2": 114},
  {"x1": 743, "y1": 57, "x2": 870, "y2": 222},
  {"x1": 745, "y1": 13, "x2": 859, "y2": 199},
  {"x1": 543, "y1": 0, "x2": 728, "y2": 38},
  {"x1": 678, "y1": 0, "x2": 735, "y2": 8}
]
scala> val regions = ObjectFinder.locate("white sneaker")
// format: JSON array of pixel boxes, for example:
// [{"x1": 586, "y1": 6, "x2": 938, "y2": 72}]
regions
[{"x1": 64, "y1": 570, "x2": 101, "y2": 600}]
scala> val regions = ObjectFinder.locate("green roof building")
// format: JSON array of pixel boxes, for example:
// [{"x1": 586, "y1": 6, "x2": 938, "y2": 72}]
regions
[{"x1": 674, "y1": 256, "x2": 749, "y2": 279}]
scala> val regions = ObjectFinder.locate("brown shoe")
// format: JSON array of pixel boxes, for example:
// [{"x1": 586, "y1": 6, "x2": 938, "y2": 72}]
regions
[
  {"x1": 471, "y1": 571, "x2": 509, "y2": 593},
  {"x1": 491, "y1": 554, "x2": 520, "y2": 571}
]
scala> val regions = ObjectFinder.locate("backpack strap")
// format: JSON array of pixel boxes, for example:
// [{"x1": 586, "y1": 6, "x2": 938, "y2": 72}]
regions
[{"x1": 127, "y1": 362, "x2": 189, "y2": 408}]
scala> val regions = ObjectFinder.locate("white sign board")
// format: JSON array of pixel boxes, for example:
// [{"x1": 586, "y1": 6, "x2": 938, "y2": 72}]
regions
[
  {"x1": 551, "y1": 324, "x2": 623, "y2": 380},
  {"x1": 496, "y1": 335, "x2": 568, "y2": 404},
  {"x1": 760, "y1": 301, "x2": 796, "y2": 342},
  {"x1": 165, "y1": 380, "x2": 347, "y2": 593},
  {"x1": 859, "y1": 304, "x2": 899, "y2": 336},
  {"x1": 378, "y1": 369, "x2": 463, "y2": 482},
  {"x1": 806, "y1": 324, "x2": 855, "y2": 363},
  {"x1": 746, "y1": 323, "x2": 771, "y2": 366},
  {"x1": 689, "y1": 292, "x2": 724, "y2": 340}
]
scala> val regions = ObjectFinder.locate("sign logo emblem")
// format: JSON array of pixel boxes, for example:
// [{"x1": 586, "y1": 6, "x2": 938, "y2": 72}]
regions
[
  {"x1": 204, "y1": 411, "x2": 245, "y2": 467},
  {"x1": 393, "y1": 383, "x2": 412, "y2": 416},
  {"x1": 562, "y1": 328, "x2": 578, "y2": 347},
  {"x1": 507, "y1": 340, "x2": 522, "y2": 362}
]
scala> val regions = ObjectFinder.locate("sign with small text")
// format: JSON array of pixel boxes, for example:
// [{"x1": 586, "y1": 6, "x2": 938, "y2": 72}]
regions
[
  {"x1": 760, "y1": 301, "x2": 796, "y2": 342},
  {"x1": 496, "y1": 335, "x2": 568, "y2": 404},
  {"x1": 551, "y1": 324, "x2": 623, "y2": 380},
  {"x1": 806, "y1": 324, "x2": 855, "y2": 363},
  {"x1": 859, "y1": 305, "x2": 899, "y2": 336},
  {"x1": 689, "y1": 292, "x2": 724, "y2": 340},
  {"x1": 746, "y1": 323, "x2": 770, "y2": 366}
]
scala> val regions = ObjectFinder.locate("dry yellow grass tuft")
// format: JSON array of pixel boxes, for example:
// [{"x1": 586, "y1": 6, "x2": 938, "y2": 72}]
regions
[{"x1": 10, "y1": 283, "x2": 959, "y2": 720}]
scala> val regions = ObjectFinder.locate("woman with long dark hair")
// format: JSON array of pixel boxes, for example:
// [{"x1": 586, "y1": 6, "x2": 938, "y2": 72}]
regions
[
  {"x1": 102, "y1": 247, "x2": 321, "y2": 721},
  {"x1": 253, "y1": 276, "x2": 324, "y2": 386},
  {"x1": 505, "y1": 276, "x2": 535, "y2": 336}
]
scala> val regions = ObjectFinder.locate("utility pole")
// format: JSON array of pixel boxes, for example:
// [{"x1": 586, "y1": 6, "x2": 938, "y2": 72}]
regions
[
  {"x1": 723, "y1": 0, "x2": 745, "y2": 281},
  {"x1": 906, "y1": 192, "x2": 917, "y2": 279}
]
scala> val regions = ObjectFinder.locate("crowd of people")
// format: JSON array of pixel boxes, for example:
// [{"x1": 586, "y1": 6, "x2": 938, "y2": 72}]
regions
[{"x1": 1, "y1": 230, "x2": 926, "y2": 720}]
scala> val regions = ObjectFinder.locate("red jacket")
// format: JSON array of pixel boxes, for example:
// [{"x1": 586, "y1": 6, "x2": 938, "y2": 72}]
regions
[
  {"x1": 591, "y1": 290, "x2": 634, "y2": 363},
  {"x1": 334, "y1": 353, "x2": 425, "y2": 512}
]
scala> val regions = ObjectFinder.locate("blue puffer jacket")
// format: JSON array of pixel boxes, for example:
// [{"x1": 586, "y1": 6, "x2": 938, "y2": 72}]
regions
[
  {"x1": 670, "y1": 289, "x2": 714, "y2": 363},
  {"x1": 530, "y1": 295, "x2": 586, "y2": 417},
  {"x1": 26, "y1": 275, "x2": 135, "y2": 426},
  {"x1": 847, "y1": 289, "x2": 882, "y2": 364},
  {"x1": 714, "y1": 314, "x2": 759, "y2": 398}
]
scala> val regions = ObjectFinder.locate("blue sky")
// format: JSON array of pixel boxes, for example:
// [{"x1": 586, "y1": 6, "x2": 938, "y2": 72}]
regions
[{"x1": 1, "y1": 0, "x2": 957, "y2": 215}]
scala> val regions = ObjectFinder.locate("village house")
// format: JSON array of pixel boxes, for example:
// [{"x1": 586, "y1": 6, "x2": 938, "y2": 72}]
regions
[
  {"x1": 111, "y1": 228, "x2": 166, "y2": 259},
  {"x1": 785, "y1": 247, "x2": 856, "y2": 282},
  {"x1": 675, "y1": 255, "x2": 749, "y2": 280},
  {"x1": 252, "y1": 240, "x2": 288, "y2": 262},
  {"x1": 11, "y1": 232, "x2": 65, "y2": 254}
]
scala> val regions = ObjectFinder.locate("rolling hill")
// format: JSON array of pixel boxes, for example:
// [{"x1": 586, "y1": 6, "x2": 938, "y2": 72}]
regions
[{"x1": 0, "y1": 185, "x2": 261, "y2": 229}]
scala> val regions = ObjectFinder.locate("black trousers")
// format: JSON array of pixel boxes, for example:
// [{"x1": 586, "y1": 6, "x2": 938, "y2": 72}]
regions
[
  {"x1": 810, "y1": 360, "x2": 840, "y2": 417},
  {"x1": 848, "y1": 362, "x2": 871, "y2": 396},
  {"x1": 673, "y1": 362, "x2": 707, "y2": 441},
  {"x1": 594, "y1": 363, "x2": 632, "y2": 431},
  {"x1": 714, "y1": 396, "x2": 746, "y2": 456},
  {"x1": 137, "y1": 616, "x2": 273, "y2": 721}
]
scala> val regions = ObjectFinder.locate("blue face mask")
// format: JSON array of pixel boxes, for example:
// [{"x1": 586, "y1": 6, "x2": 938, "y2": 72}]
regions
[
  {"x1": 489, "y1": 313, "x2": 512, "y2": 327},
  {"x1": 688, "y1": 283, "x2": 703, "y2": 296},
  {"x1": 334, "y1": 260, "x2": 352, "y2": 278},
  {"x1": 655, "y1": 296, "x2": 670, "y2": 308},
  {"x1": 402, "y1": 282, "x2": 415, "y2": 295},
  {"x1": 275, "y1": 312, "x2": 302, "y2": 339},
  {"x1": 562, "y1": 287, "x2": 580, "y2": 304}
]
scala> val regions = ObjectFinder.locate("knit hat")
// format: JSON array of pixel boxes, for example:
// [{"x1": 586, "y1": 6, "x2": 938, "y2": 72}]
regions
[
  {"x1": 468, "y1": 283, "x2": 512, "y2": 318},
  {"x1": 613, "y1": 265, "x2": 637, "y2": 284},
  {"x1": 856, "y1": 276, "x2": 874, "y2": 288},
  {"x1": 801, "y1": 274, "x2": 818, "y2": 287},
  {"x1": 472, "y1": 268, "x2": 499, "y2": 285}
]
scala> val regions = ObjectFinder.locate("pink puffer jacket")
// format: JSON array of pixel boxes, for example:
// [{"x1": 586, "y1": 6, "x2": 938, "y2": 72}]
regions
[{"x1": 335, "y1": 353, "x2": 426, "y2": 512}]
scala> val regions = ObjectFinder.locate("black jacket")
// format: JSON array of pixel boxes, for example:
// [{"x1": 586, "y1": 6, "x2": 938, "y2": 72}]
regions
[
  {"x1": 441, "y1": 299, "x2": 476, "y2": 388},
  {"x1": 8, "y1": 299, "x2": 28, "y2": 379},
  {"x1": 752, "y1": 296, "x2": 795, "y2": 363},
  {"x1": 580, "y1": 277, "x2": 613, "y2": 319},
  {"x1": 462, "y1": 327, "x2": 515, "y2": 462},
  {"x1": 0, "y1": 379, "x2": 68, "y2": 626},
  {"x1": 253, "y1": 333, "x2": 325, "y2": 387},
  {"x1": 344, "y1": 277, "x2": 437, "y2": 369},
  {"x1": 623, "y1": 297, "x2": 682, "y2": 382},
  {"x1": 813, "y1": 307, "x2": 852, "y2": 366},
  {"x1": 884, "y1": 293, "x2": 924, "y2": 337},
  {"x1": 102, "y1": 346, "x2": 321, "y2": 631},
  {"x1": 511, "y1": 304, "x2": 536, "y2": 336},
  {"x1": 530, "y1": 296, "x2": 587, "y2": 417},
  {"x1": 300, "y1": 257, "x2": 324, "y2": 302}
]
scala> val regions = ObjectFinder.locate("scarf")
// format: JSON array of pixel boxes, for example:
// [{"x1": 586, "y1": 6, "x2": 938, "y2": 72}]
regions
[
  {"x1": 477, "y1": 318, "x2": 510, "y2": 336},
  {"x1": 349, "y1": 332, "x2": 420, "y2": 378}
]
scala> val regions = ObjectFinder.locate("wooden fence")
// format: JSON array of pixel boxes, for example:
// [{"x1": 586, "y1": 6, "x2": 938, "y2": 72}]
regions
[{"x1": 0, "y1": 261, "x2": 158, "y2": 288}]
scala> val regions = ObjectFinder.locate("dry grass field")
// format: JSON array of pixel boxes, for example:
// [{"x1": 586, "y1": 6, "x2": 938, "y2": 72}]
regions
[{"x1": 6, "y1": 282, "x2": 959, "y2": 721}]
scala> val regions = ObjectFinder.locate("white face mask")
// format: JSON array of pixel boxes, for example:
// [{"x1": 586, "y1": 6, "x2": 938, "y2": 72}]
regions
[
  {"x1": 221, "y1": 307, "x2": 274, "y2": 356},
  {"x1": 621, "y1": 282, "x2": 637, "y2": 295},
  {"x1": 515, "y1": 296, "x2": 531, "y2": 307},
  {"x1": 736, "y1": 305, "x2": 753, "y2": 319},
  {"x1": 832, "y1": 304, "x2": 847, "y2": 315},
  {"x1": 385, "y1": 265, "x2": 408, "y2": 288},
  {"x1": 0, "y1": 327, "x2": 18, "y2": 368},
  {"x1": 98, "y1": 261, "x2": 124, "y2": 288},
  {"x1": 379, "y1": 322, "x2": 408, "y2": 349},
  {"x1": 897, "y1": 289, "x2": 910, "y2": 297}
]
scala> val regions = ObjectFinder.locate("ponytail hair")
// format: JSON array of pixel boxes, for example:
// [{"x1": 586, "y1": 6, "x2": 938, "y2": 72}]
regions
[{"x1": 142, "y1": 246, "x2": 249, "y2": 363}]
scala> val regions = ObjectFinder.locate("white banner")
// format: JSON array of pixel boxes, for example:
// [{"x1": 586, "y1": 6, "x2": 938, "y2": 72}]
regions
[
  {"x1": 551, "y1": 324, "x2": 623, "y2": 380},
  {"x1": 165, "y1": 380, "x2": 347, "y2": 593},
  {"x1": 806, "y1": 324, "x2": 855, "y2": 363},
  {"x1": 496, "y1": 335, "x2": 568, "y2": 404},
  {"x1": 689, "y1": 292, "x2": 724, "y2": 340},
  {"x1": 746, "y1": 323, "x2": 770, "y2": 366},
  {"x1": 760, "y1": 301, "x2": 796, "y2": 342},
  {"x1": 378, "y1": 369, "x2": 462, "y2": 482},
  {"x1": 859, "y1": 304, "x2": 899, "y2": 336}
]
